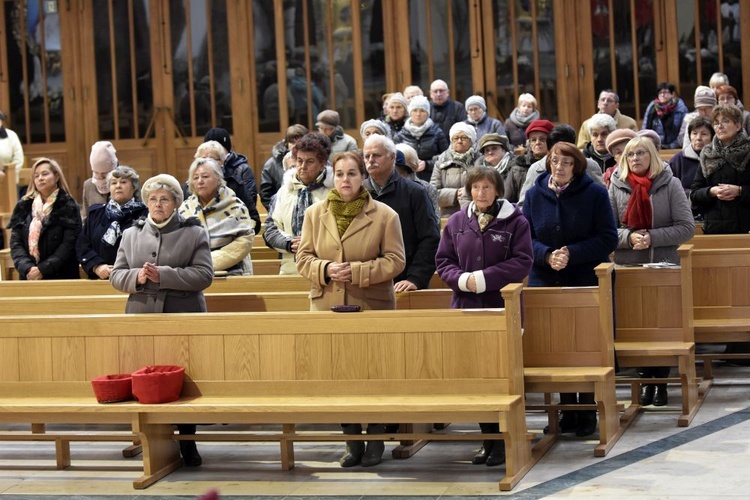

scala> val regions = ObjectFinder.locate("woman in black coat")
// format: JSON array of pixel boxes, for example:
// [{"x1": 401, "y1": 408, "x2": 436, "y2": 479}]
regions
[
  {"x1": 76, "y1": 166, "x2": 147, "y2": 279},
  {"x1": 8, "y1": 157, "x2": 82, "y2": 280}
]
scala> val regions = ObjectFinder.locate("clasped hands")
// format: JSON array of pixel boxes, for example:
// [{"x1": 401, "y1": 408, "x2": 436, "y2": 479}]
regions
[
  {"x1": 547, "y1": 246, "x2": 570, "y2": 271},
  {"x1": 327, "y1": 262, "x2": 352, "y2": 283},
  {"x1": 137, "y1": 262, "x2": 161, "y2": 284},
  {"x1": 629, "y1": 230, "x2": 651, "y2": 251}
]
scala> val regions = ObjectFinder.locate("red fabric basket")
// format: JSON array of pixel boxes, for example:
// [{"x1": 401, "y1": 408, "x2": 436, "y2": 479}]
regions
[
  {"x1": 131, "y1": 365, "x2": 185, "y2": 404},
  {"x1": 91, "y1": 374, "x2": 133, "y2": 403}
]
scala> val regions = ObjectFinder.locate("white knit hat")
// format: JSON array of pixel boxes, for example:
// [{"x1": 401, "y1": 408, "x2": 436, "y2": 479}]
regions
[
  {"x1": 465, "y1": 95, "x2": 487, "y2": 112},
  {"x1": 359, "y1": 119, "x2": 390, "y2": 139},
  {"x1": 141, "y1": 174, "x2": 184, "y2": 206},
  {"x1": 449, "y1": 122, "x2": 477, "y2": 145},
  {"x1": 408, "y1": 95, "x2": 431, "y2": 114},
  {"x1": 90, "y1": 141, "x2": 118, "y2": 173}
]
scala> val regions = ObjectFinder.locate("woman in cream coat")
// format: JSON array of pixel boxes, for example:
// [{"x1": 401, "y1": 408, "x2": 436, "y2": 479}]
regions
[{"x1": 296, "y1": 152, "x2": 406, "y2": 312}]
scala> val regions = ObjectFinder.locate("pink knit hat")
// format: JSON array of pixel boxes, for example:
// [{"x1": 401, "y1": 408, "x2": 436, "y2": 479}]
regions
[{"x1": 90, "y1": 141, "x2": 118, "y2": 173}]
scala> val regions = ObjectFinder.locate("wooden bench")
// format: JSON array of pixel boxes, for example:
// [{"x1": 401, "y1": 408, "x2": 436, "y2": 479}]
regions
[
  {"x1": 0, "y1": 294, "x2": 533, "y2": 491},
  {"x1": 692, "y1": 247, "x2": 750, "y2": 378},
  {"x1": 0, "y1": 272, "x2": 448, "y2": 296},
  {"x1": 613, "y1": 245, "x2": 707, "y2": 427},
  {"x1": 0, "y1": 289, "x2": 454, "y2": 315},
  {"x1": 521, "y1": 263, "x2": 625, "y2": 458},
  {"x1": 687, "y1": 233, "x2": 750, "y2": 249}
]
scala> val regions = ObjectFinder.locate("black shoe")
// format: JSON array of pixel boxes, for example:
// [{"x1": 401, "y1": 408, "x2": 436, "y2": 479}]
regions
[
  {"x1": 179, "y1": 440, "x2": 202, "y2": 467},
  {"x1": 543, "y1": 412, "x2": 577, "y2": 435},
  {"x1": 340, "y1": 441, "x2": 365, "y2": 467},
  {"x1": 653, "y1": 385, "x2": 668, "y2": 406},
  {"x1": 485, "y1": 443, "x2": 505, "y2": 467},
  {"x1": 471, "y1": 440, "x2": 494, "y2": 465},
  {"x1": 640, "y1": 384, "x2": 655, "y2": 406},
  {"x1": 576, "y1": 412, "x2": 597, "y2": 437}
]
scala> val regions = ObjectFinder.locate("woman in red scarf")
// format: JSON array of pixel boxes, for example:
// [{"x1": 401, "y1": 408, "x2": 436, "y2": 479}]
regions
[
  {"x1": 608, "y1": 136, "x2": 694, "y2": 406},
  {"x1": 641, "y1": 82, "x2": 688, "y2": 149}
]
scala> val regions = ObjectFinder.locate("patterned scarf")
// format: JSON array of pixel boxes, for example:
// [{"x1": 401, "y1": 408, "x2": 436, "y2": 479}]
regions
[
  {"x1": 622, "y1": 172, "x2": 653, "y2": 230},
  {"x1": 509, "y1": 108, "x2": 539, "y2": 129},
  {"x1": 28, "y1": 189, "x2": 59, "y2": 262},
  {"x1": 403, "y1": 117, "x2": 434, "y2": 139},
  {"x1": 179, "y1": 185, "x2": 253, "y2": 251},
  {"x1": 102, "y1": 197, "x2": 147, "y2": 247},
  {"x1": 291, "y1": 169, "x2": 327, "y2": 236},
  {"x1": 653, "y1": 98, "x2": 677, "y2": 119},
  {"x1": 328, "y1": 188, "x2": 369, "y2": 237},
  {"x1": 547, "y1": 176, "x2": 573, "y2": 197},
  {"x1": 700, "y1": 131, "x2": 750, "y2": 178},
  {"x1": 449, "y1": 146, "x2": 475, "y2": 165},
  {"x1": 473, "y1": 200, "x2": 501, "y2": 232}
]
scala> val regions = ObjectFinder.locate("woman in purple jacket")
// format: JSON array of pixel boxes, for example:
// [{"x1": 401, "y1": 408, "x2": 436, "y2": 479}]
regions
[{"x1": 435, "y1": 166, "x2": 533, "y2": 467}]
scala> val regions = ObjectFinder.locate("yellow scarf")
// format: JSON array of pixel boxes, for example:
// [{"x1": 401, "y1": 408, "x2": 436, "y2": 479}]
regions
[{"x1": 328, "y1": 188, "x2": 368, "y2": 237}]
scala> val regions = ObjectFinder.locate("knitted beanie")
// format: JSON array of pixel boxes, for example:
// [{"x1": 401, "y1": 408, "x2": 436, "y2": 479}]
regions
[
  {"x1": 449, "y1": 122, "x2": 477, "y2": 145},
  {"x1": 408, "y1": 95, "x2": 431, "y2": 114},
  {"x1": 90, "y1": 141, "x2": 118, "y2": 173},
  {"x1": 465, "y1": 95, "x2": 487, "y2": 112}
]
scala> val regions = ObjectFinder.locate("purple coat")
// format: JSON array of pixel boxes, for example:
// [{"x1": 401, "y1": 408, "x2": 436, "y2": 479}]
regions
[{"x1": 436, "y1": 200, "x2": 533, "y2": 308}]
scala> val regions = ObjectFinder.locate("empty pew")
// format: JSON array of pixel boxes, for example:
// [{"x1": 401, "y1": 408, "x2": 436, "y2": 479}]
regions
[{"x1": 0, "y1": 291, "x2": 533, "y2": 491}]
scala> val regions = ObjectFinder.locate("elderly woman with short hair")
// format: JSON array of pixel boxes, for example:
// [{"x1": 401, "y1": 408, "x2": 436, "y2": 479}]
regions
[
  {"x1": 179, "y1": 157, "x2": 254, "y2": 276},
  {"x1": 583, "y1": 113, "x2": 617, "y2": 172},
  {"x1": 381, "y1": 92, "x2": 408, "y2": 135},
  {"x1": 76, "y1": 166, "x2": 147, "y2": 279},
  {"x1": 110, "y1": 174, "x2": 213, "y2": 467},
  {"x1": 609, "y1": 136, "x2": 694, "y2": 406},
  {"x1": 691, "y1": 105, "x2": 750, "y2": 234},
  {"x1": 713, "y1": 85, "x2": 750, "y2": 136},
  {"x1": 393, "y1": 95, "x2": 449, "y2": 182},
  {"x1": 436, "y1": 165, "x2": 533, "y2": 467},
  {"x1": 464, "y1": 95, "x2": 505, "y2": 143},
  {"x1": 430, "y1": 123, "x2": 480, "y2": 216},
  {"x1": 359, "y1": 119, "x2": 390, "y2": 141},
  {"x1": 504, "y1": 93, "x2": 539, "y2": 147},
  {"x1": 669, "y1": 117, "x2": 715, "y2": 200}
]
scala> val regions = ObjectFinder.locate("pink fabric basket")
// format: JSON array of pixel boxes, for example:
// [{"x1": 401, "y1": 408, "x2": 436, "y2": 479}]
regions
[{"x1": 131, "y1": 365, "x2": 185, "y2": 404}]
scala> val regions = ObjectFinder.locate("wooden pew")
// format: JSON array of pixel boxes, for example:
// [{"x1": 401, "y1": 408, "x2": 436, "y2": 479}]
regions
[
  {"x1": 0, "y1": 289, "x2": 454, "y2": 315},
  {"x1": 613, "y1": 245, "x2": 707, "y2": 427},
  {"x1": 0, "y1": 293, "x2": 533, "y2": 491},
  {"x1": 692, "y1": 247, "x2": 750, "y2": 378},
  {"x1": 521, "y1": 263, "x2": 625, "y2": 458},
  {"x1": 0, "y1": 272, "x2": 448, "y2": 296},
  {"x1": 687, "y1": 233, "x2": 750, "y2": 249}
]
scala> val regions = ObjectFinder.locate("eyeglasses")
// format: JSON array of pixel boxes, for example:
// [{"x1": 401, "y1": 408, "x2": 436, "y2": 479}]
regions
[
  {"x1": 147, "y1": 197, "x2": 173, "y2": 206},
  {"x1": 658, "y1": 90, "x2": 672, "y2": 96},
  {"x1": 713, "y1": 118, "x2": 733, "y2": 128},
  {"x1": 625, "y1": 150, "x2": 649, "y2": 159},
  {"x1": 550, "y1": 157, "x2": 574, "y2": 167},
  {"x1": 452, "y1": 136, "x2": 470, "y2": 143}
]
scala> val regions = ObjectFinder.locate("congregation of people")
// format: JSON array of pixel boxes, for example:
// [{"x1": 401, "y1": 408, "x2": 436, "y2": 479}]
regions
[{"x1": 3, "y1": 70, "x2": 750, "y2": 469}]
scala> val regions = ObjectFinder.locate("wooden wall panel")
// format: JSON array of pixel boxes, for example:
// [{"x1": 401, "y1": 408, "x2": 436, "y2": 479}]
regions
[
  {"x1": 118, "y1": 336, "x2": 155, "y2": 374},
  {"x1": 153, "y1": 336, "x2": 190, "y2": 370},
  {"x1": 574, "y1": 307, "x2": 600, "y2": 353},
  {"x1": 224, "y1": 334, "x2": 260, "y2": 380},
  {"x1": 295, "y1": 334, "x2": 332, "y2": 380},
  {"x1": 18, "y1": 338, "x2": 52, "y2": 381},
  {"x1": 368, "y1": 333, "x2": 405, "y2": 380},
  {"x1": 189, "y1": 336, "x2": 225, "y2": 380},
  {"x1": 443, "y1": 331, "x2": 499, "y2": 379},
  {"x1": 550, "y1": 308, "x2": 577, "y2": 352},
  {"x1": 332, "y1": 334, "x2": 367, "y2": 380},
  {"x1": 693, "y1": 268, "x2": 730, "y2": 306},
  {"x1": 616, "y1": 287, "x2": 642, "y2": 328},
  {"x1": 0, "y1": 338, "x2": 19, "y2": 382},
  {"x1": 51, "y1": 337, "x2": 86, "y2": 381},
  {"x1": 85, "y1": 337, "x2": 120, "y2": 379},
  {"x1": 259, "y1": 335, "x2": 295, "y2": 380},
  {"x1": 404, "y1": 332, "x2": 442, "y2": 379},
  {"x1": 656, "y1": 286, "x2": 681, "y2": 328}
]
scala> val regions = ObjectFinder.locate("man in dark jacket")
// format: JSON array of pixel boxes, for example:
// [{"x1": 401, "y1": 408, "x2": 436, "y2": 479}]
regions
[
  {"x1": 429, "y1": 79, "x2": 467, "y2": 138},
  {"x1": 362, "y1": 134, "x2": 440, "y2": 291},
  {"x1": 203, "y1": 128, "x2": 261, "y2": 234}
]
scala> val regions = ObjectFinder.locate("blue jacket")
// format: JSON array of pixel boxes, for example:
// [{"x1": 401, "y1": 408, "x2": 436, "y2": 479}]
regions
[
  {"x1": 468, "y1": 115, "x2": 506, "y2": 143},
  {"x1": 522, "y1": 172, "x2": 617, "y2": 287},
  {"x1": 642, "y1": 98, "x2": 689, "y2": 149}
]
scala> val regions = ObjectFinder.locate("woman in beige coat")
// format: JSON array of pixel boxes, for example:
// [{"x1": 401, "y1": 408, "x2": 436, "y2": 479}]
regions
[
  {"x1": 296, "y1": 152, "x2": 405, "y2": 312},
  {"x1": 296, "y1": 151, "x2": 405, "y2": 469}
]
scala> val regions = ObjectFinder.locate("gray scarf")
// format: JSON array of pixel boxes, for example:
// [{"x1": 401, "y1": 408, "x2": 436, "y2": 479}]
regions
[
  {"x1": 700, "y1": 131, "x2": 750, "y2": 178},
  {"x1": 509, "y1": 108, "x2": 539, "y2": 128},
  {"x1": 403, "y1": 117, "x2": 434, "y2": 139}
]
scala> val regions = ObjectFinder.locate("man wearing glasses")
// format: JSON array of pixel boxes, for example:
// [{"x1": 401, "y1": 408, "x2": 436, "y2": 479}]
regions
[
  {"x1": 429, "y1": 79, "x2": 467, "y2": 138},
  {"x1": 576, "y1": 90, "x2": 638, "y2": 148}
]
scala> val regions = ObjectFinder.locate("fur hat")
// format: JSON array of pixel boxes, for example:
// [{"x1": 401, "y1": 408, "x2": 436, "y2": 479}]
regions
[
  {"x1": 449, "y1": 122, "x2": 477, "y2": 145},
  {"x1": 387, "y1": 92, "x2": 409, "y2": 110},
  {"x1": 316, "y1": 110, "x2": 340, "y2": 128},
  {"x1": 359, "y1": 119, "x2": 389, "y2": 139},
  {"x1": 465, "y1": 95, "x2": 487, "y2": 112},
  {"x1": 604, "y1": 129, "x2": 638, "y2": 155},
  {"x1": 204, "y1": 128, "x2": 232, "y2": 152},
  {"x1": 90, "y1": 141, "x2": 118, "y2": 173},
  {"x1": 637, "y1": 129, "x2": 662, "y2": 150},
  {"x1": 525, "y1": 119, "x2": 555, "y2": 136},
  {"x1": 141, "y1": 174, "x2": 184, "y2": 206},
  {"x1": 694, "y1": 85, "x2": 717, "y2": 108},
  {"x1": 478, "y1": 133, "x2": 510, "y2": 153},
  {"x1": 408, "y1": 95, "x2": 431, "y2": 115}
]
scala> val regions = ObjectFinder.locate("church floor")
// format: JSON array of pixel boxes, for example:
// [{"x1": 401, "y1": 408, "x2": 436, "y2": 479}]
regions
[{"x1": 1, "y1": 363, "x2": 748, "y2": 499}]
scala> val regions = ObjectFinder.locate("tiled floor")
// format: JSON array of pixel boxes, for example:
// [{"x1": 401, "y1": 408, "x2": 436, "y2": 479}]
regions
[{"x1": 1, "y1": 364, "x2": 749, "y2": 499}]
